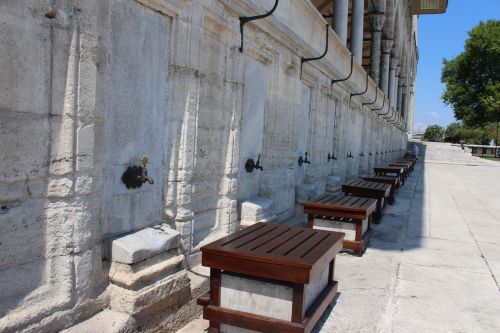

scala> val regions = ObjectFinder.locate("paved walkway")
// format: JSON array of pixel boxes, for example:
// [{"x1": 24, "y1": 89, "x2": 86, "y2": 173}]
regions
[{"x1": 179, "y1": 142, "x2": 500, "y2": 333}]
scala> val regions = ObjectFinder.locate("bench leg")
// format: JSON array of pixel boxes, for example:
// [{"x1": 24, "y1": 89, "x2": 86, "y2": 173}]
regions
[
  {"x1": 208, "y1": 268, "x2": 221, "y2": 333},
  {"x1": 354, "y1": 221, "x2": 363, "y2": 255},
  {"x1": 292, "y1": 284, "x2": 306, "y2": 323},
  {"x1": 307, "y1": 214, "x2": 314, "y2": 228}
]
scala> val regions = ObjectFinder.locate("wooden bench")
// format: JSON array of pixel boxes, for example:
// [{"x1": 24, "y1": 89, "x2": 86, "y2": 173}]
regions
[
  {"x1": 342, "y1": 179, "x2": 391, "y2": 221},
  {"x1": 389, "y1": 162, "x2": 410, "y2": 179},
  {"x1": 198, "y1": 222, "x2": 344, "y2": 333},
  {"x1": 374, "y1": 166, "x2": 406, "y2": 186},
  {"x1": 303, "y1": 194, "x2": 377, "y2": 255},
  {"x1": 361, "y1": 175, "x2": 399, "y2": 204},
  {"x1": 403, "y1": 155, "x2": 417, "y2": 167},
  {"x1": 393, "y1": 160, "x2": 413, "y2": 172}
]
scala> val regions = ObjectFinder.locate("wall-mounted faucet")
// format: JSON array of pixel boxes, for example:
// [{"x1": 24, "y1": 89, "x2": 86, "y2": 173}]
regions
[
  {"x1": 347, "y1": 152, "x2": 353, "y2": 158},
  {"x1": 328, "y1": 152, "x2": 337, "y2": 161},
  {"x1": 245, "y1": 153, "x2": 263, "y2": 173},
  {"x1": 255, "y1": 153, "x2": 263, "y2": 170},
  {"x1": 369, "y1": 152, "x2": 373, "y2": 156},
  {"x1": 360, "y1": 153, "x2": 365, "y2": 157},
  {"x1": 122, "y1": 156, "x2": 154, "y2": 189},
  {"x1": 298, "y1": 152, "x2": 311, "y2": 166}
]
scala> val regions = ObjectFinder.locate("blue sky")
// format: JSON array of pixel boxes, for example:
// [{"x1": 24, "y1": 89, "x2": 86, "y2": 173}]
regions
[{"x1": 414, "y1": 0, "x2": 500, "y2": 133}]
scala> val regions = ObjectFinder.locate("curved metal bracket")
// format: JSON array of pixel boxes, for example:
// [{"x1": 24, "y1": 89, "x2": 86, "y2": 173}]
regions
[
  {"x1": 239, "y1": 0, "x2": 279, "y2": 53},
  {"x1": 362, "y1": 87, "x2": 378, "y2": 107},
  {"x1": 331, "y1": 54, "x2": 354, "y2": 92},
  {"x1": 373, "y1": 96, "x2": 386, "y2": 113},
  {"x1": 391, "y1": 113, "x2": 400, "y2": 124},
  {"x1": 383, "y1": 106, "x2": 395, "y2": 119},
  {"x1": 350, "y1": 72, "x2": 369, "y2": 104},
  {"x1": 301, "y1": 24, "x2": 329, "y2": 79}
]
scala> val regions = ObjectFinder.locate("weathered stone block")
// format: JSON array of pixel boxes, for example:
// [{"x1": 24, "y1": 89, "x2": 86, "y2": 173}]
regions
[
  {"x1": 105, "y1": 224, "x2": 180, "y2": 264},
  {"x1": 0, "y1": 113, "x2": 49, "y2": 182},
  {"x1": 108, "y1": 250, "x2": 184, "y2": 289},
  {"x1": 326, "y1": 176, "x2": 342, "y2": 193},
  {"x1": 0, "y1": 6, "x2": 50, "y2": 115},
  {"x1": 239, "y1": 196, "x2": 275, "y2": 228},
  {"x1": 109, "y1": 271, "x2": 190, "y2": 318},
  {"x1": 295, "y1": 183, "x2": 319, "y2": 203},
  {"x1": 59, "y1": 309, "x2": 135, "y2": 333}
]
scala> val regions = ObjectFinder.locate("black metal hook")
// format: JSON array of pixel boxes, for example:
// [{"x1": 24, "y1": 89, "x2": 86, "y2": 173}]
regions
[
  {"x1": 350, "y1": 72, "x2": 369, "y2": 104},
  {"x1": 239, "y1": 0, "x2": 279, "y2": 53},
  {"x1": 373, "y1": 96, "x2": 386, "y2": 113},
  {"x1": 389, "y1": 113, "x2": 398, "y2": 124},
  {"x1": 362, "y1": 87, "x2": 378, "y2": 107},
  {"x1": 384, "y1": 106, "x2": 395, "y2": 119},
  {"x1": 301, "y1": 24, "x2": 329, "y2": 79},
  {"x1": 331, "y1": 54, "x2": 354, "y2": 92},
  {"x1": 376, "y1": 99, "x2": 391, "y2": 116}
]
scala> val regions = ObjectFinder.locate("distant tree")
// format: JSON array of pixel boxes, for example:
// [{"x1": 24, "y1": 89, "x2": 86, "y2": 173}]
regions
[
  {"x1": 422, "y1": 125, "x2": 445, "y2": 142},
  {"x1": 444, "y1": 122, "x2": 464, "y2": 143},
  {"x1": 441, "y1": 20, "x2": 500, "y2": 127}
]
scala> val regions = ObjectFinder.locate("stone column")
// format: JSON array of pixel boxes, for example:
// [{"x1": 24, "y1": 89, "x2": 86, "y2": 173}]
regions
[
  {"x1": 397, "y1": 77, "x2": 404, "y2": 112},
  {"x1": 333, "y1": 0, "x2": 349, "y2": 46},
  {"x1": 388, "y1": 57, "x2": 398, "y2": 105},
  {"x1": 401, "y1": 86, "x2": 407, "y2": 119},
  {"x1": 369, "y1": 14, "x2": 385, "y2": 85},
  {"x1": 351, "y1": 0, "x2": 365, "y2": 64},
  {"x1": 379, "y1": 39, "x2": 393, "y2": 94}
]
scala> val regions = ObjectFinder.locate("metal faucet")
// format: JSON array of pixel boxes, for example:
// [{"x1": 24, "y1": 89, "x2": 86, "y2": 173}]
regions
[
  {"x1": 303, "y1": 152, "x2": 311, "y2": 164},
  {"x1": 140, "y1": 156, "x2": 154, "y2": 184},
  {"x1": 255, "y1": 153, "x2": 263, "y2": 171}
]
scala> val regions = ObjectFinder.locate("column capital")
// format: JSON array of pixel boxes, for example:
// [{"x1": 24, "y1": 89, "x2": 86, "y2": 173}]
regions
[
  {"x1": 369, "y1": 13, "x2": 385, "y2": 32},
  {"x1": 382, "y1": 39, "x2": 393, "y2": 54},
  {"x1": 390, "y1": 57, "x2": 399, "y2": 70}
]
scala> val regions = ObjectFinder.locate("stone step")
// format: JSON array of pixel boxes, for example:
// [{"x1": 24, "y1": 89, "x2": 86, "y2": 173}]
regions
[
  {"x1": 104, "y1": 224, "x2": 180, "y2": 264},
  {"x1": 59, "y1": 310, "x2": 135, "y2": 333},
  {"x1": 240, "y1": 197, "x2": 276, "y2": 228}
]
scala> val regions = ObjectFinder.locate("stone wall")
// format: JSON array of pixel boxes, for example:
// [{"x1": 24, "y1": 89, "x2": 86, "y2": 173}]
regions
[{"x1": 0, "y1": 0, "x2": 413, "y2": 331}]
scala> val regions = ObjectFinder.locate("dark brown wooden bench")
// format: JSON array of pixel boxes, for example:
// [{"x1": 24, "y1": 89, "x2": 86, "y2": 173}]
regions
[
  {"x1": 374, "y1": 166, "x2": 406, "y2": 186},
  {"x1": 403, "y1": 155, "x2": 417, "y2": 167},
  {"x1": 342, "y1": 179, "x2": 391, "y2": 221},
  {"x1": 393, "y1": 160, "x2": 413, "y2": 172},
  {"x1": 361, "y1": 175, "x2": 399, "y2": 204},
  {"x1": 389, "y1": 162, "x2": 410, "y2": 179},
  {"x1": 198, "y1": 222, "x2": 344, "y2": 333},
  {"x1": 303, "y1": 194, "x2": 377, "y2": 255}
]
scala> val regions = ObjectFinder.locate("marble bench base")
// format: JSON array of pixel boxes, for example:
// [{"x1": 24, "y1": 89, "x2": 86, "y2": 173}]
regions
[{"x1": 313, "y1": 216, "x2": 372, "y2": 255}]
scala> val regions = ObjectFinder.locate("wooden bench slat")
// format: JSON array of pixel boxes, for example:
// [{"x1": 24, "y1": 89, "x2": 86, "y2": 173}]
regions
[{"x1": 236, "y1": 225, "x2": 293, "y2": 252}]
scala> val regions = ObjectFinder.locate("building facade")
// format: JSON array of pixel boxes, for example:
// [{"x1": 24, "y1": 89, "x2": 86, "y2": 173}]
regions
[{"x1": 0, "y1": 0, "x2": 446, "y2": 332}]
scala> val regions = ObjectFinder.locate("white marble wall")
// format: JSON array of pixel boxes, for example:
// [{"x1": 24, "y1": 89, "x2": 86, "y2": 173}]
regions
[{"x1": 0, "y1": 0, "x2": 413, "y2": 331}]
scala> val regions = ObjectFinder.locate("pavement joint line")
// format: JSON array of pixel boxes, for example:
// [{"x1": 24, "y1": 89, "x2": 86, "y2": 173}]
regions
[
  {"x1": 447, "y1": 179, "x2": 500, "y2": 292},
  {"x1": 397, "y1": 262, "x2": 493, "y2": 277}
]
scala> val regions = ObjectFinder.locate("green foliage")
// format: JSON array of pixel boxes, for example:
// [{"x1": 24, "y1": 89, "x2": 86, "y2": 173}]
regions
[
  {"x1": 444, "y1": 122, "x2": 498, "y2": 145},
  {"x1": 441, "y1": 20, "x2": 500, "y2": 126},
  {"x1": 444, "y1": 122, "x2": 464, "y2": 143},
  {"x1": 422, "y1": 125, "x2": 445, "y2": 142}
]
